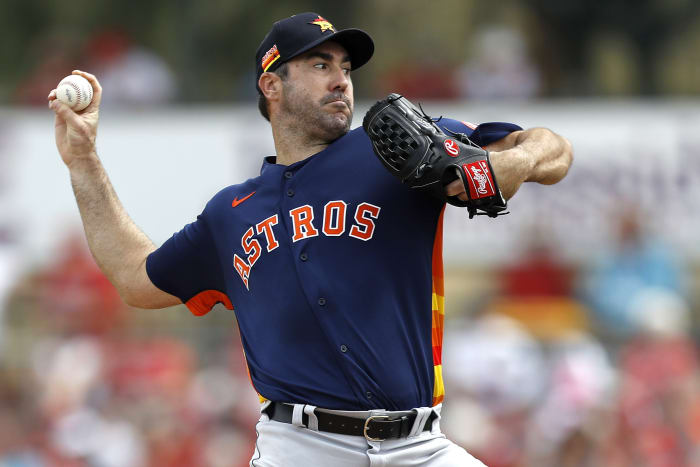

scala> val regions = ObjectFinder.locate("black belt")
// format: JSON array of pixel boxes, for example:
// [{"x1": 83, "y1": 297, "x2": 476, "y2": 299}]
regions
[{"x1": 264, "y1": 402, "x2": 437, "y2": 441}]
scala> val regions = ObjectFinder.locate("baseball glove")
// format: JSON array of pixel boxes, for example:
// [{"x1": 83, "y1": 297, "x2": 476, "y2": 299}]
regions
[{"x1": 362, "y1": 93, "x2": 508, "y2": 218}]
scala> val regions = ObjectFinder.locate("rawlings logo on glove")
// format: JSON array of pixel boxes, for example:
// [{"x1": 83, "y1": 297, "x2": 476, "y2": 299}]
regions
[{"x1": 362, "y1": 93, "x2": 508, "y2": 218}]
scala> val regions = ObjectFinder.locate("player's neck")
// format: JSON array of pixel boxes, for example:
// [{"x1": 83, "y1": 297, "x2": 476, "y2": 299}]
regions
[{"x1": 271, "y1": 120, "x2": 330, "y2": 166}]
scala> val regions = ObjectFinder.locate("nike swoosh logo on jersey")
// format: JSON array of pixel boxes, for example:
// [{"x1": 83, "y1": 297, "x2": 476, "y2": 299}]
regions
[{"x1": 232, "y1": 191, "x2": 256, "y2": 207}]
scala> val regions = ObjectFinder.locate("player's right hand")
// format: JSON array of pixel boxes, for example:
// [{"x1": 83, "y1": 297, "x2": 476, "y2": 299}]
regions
[{"x1": 48, "y1": 70, "x2": 102, "y2": 168}]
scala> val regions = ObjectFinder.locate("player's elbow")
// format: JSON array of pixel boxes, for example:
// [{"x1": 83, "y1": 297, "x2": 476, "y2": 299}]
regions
[
  {"x1": 106, "y1": 255, "x2": 181, "y2": 309},
  {"x1": 554, "y1": 137, "x2": 574, "y2": 182},
  {"x1": 119, "y1": 287, "x2": 181, "y2": 310},
  {"x1": 540, "y1": 136, "x2": 573, "y2": 185},
  {"x1": 120, "y1": 290, "x2": 151, "y2": 309},
  {"x1": 116, "y1": 284, "x2": 149, "y2": 309},
  {"x1": 112, "y1": 271, "x2": 181, "y2": 310}
]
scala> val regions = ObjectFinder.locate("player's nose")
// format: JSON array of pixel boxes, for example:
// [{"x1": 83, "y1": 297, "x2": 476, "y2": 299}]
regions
[{"x1": 330, "y1": 66, "x2": 350, "y2": 92}]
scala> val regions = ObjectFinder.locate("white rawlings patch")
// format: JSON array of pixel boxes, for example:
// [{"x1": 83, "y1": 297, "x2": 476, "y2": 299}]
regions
[{"x1": 463, "y1": 161, "x2": 496, "y2": 199}]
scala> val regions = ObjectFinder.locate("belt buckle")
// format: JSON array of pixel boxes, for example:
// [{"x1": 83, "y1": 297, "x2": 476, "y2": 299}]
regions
[{"x1": 363, "y1": 415, "x2": 389, "y2": 442}]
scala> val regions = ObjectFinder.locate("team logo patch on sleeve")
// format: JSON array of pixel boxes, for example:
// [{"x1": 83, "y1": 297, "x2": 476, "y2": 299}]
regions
[
  {"x1": 262, "y1": 45, "x2": 281, "y2": 72},
  {"x1": 463, "y1": 161, "x2": 496, "y2": 199}
]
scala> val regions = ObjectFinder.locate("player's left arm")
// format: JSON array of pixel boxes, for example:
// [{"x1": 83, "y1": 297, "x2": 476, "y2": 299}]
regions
[{"x1": 447, "y1": 127, "x2": 573, "y2": 201}]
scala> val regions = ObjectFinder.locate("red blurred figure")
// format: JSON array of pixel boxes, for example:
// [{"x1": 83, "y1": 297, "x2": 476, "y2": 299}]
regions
[
  {"x1": 607, "y1": 292, "x2": 698, "y2": 467},
  {"x1": 491, "y1": 228, "x2": 588, "y2": 340},
  {"x1": 380, "y1": 63, "x2": 460, "y2": 100},
  {"x1": 500, "y1": 237, "x2": 573, "y2": 298},
  {"x1": 38, "y1": 232, "x2": 126, "y2": 334}
]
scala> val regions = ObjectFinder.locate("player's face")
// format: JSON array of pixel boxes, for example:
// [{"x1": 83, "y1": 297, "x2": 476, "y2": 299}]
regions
[{"x1": 281, "y1": 41, "x2": 354, "y2": 142}]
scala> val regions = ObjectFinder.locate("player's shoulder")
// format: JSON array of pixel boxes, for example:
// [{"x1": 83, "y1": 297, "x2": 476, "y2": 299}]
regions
[
  {"x1": 337, "y1": 117, "x2": 521, "y2": 155},
  {"x1": 436, "y1": 117, "x2": 478, "y2": 134},
  {"x1": 201, "y1": 179, "x2": 259, "y2": 214},
  {"x1": 437, "y1": 118, "x2": 523, "y2": 147}
]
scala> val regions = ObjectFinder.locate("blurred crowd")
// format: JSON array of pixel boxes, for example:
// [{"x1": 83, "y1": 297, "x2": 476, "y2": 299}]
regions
[
  {"x1": 1, "y1": 233, "x2": 260, "y2": 467},
  {"x1": 3, "y1": 0, "x2": 700, "y2": 105},
  {"x1": 2, "y1": 1, "x2": 700, "y2": 466},
  {"x1": 0, "y1": 202, "x2": 698, "y2": 467},
  {"x1": 440, "y1": 206, "x2": 700, "y2": 467}
]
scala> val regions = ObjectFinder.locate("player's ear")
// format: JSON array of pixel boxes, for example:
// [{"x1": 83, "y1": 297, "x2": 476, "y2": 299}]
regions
[{"x1": 258, "y1": 72, "x2": 282, "y2": 101}]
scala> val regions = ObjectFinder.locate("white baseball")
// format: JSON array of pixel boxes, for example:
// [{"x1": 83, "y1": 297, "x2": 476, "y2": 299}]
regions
[{"x1": 56, "y1": 75, "x2": 93, "y2": 111}]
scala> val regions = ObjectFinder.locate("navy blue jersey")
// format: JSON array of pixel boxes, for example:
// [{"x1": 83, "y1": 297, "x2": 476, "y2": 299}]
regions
[{"x1": 147, "y1": 118, "x2": 521, "y2": 410}]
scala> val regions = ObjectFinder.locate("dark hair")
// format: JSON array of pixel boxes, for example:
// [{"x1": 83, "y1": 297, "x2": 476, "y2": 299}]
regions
[{"x1": 257, "y1": 62, "x2": 289, "y2": 121}]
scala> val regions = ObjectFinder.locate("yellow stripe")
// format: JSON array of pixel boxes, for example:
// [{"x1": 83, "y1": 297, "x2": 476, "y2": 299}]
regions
[
  {"x1": 263, "y1": 54, "x2": 281, "y2": 72},
  {"x1": 432, "y1": 291, "x2": 444, "y2": 315},
  {"x1": 433, "y1": 364, "x2": 444, "y2": 405}
]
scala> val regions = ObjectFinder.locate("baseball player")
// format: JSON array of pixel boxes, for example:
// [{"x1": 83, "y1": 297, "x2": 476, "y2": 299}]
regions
[{"x1": 48, "y1": 12, "x2": 572, "y2": 467}]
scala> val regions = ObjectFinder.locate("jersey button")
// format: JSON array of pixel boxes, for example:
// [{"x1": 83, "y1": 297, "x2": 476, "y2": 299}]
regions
[
  {"x1": 340, "y1": 344, "x2": 348, "y2": 353},
  {"x1": 318, "y1": 297, "x2": 326, "y2": 306},
  {"x1": 300, "y1": 253, "x2": 308, "y2": 261},
  {"x1": 287, "y1": 189, "x2": 294, "y2": 197},
  {"x1": 366, "y1": 391, "x2": 373, "y2": 399},
  {"x1": 284, "y1": 171, "x2": 293, "y2": 179}
]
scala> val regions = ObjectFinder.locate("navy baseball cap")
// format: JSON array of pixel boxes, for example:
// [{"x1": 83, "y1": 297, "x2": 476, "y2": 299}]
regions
[{"x1": 255, "y1": 12, "x2": 374, "y2": 92}]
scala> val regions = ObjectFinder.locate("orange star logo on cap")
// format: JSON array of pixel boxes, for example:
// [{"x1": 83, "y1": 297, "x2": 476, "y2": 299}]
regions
[{"x1": 309, "y1": 16, "x2": 335, "y2": 32}]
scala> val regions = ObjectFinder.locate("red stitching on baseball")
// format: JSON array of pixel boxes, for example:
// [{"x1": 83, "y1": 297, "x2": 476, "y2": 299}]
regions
[
  {"x1": 64, "y1": 81, "x2": 81, "y2": 105},
  {"x1": 61, "y1": 77, "x2": 92, "y2": 109}
]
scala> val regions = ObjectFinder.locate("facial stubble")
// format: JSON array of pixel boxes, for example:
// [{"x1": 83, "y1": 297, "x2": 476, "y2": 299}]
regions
[{"x1": 280, "y1": 81, "x2": 353, "y2": 144}]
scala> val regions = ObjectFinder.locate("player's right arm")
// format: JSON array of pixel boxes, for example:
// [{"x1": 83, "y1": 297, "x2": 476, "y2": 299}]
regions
[{"x1": 48, "y1": 70, "x2": 181, "y2": 309}]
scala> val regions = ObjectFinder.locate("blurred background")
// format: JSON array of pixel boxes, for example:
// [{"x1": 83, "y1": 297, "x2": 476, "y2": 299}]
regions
[{"x1": 1, "y1": 0, "x2": 700, "y2": 466}]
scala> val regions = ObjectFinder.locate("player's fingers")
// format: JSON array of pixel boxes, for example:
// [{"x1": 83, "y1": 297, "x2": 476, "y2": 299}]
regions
[
  {"x1": 48, "y1": 89, "x2": 57, "y2": 101},
  {"x1": 445, "y1": 172, "x2": 469, "y2": 201},
  {"x1": 446, "y1": 185, "x2": 469, "y2": 201},
  {"x1": 72, "y1": 69, "x2": 102, "y2": 109},
  {"x1": 444, "y1": 178, "x2": 465, "y2": 197},
  {"x1": 49, "y1": 99, "x2": 84, "y2": 128}
]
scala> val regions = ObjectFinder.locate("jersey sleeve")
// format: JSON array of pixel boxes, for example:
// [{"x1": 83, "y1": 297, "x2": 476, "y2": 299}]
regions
[
  {"x1": 438, "y1": 119, "x2": 523, "y2": 147},
  {"x1": 146, "y1": 211, "x2": 233, "y2": 315}
]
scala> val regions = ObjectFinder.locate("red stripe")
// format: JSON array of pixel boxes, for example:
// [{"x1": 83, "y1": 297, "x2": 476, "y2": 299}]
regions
[{"x1": 432, "y1": 345, "x2": 442, "y2": 365}]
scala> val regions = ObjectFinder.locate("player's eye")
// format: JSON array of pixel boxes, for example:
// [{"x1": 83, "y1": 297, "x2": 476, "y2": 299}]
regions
[{"x1": 314, "y1": 63, "x2": 327, "y2": 70}]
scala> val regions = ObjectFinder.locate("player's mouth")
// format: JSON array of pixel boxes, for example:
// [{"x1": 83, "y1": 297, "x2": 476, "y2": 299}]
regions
[
  {"x1": 322, "y1": 94, "x2": 351, "y2": 109},
  {"x1": 327, "y1": 100, "x2": 348, "y2": 109}
]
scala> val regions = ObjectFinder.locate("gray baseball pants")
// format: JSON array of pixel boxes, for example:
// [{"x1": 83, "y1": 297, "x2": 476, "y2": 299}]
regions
[{"x1": 249, "y1": 402, "x2": 486, "y2": 466}]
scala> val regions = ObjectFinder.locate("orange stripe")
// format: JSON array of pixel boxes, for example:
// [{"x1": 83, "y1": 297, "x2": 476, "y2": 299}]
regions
[
  {"x1": 431, "y1": 209, "x2": 445, "y2": 295},
  {"x1": 431, "y1": 207, "x2": 446, "y2": 406},
  {"x1": 185, "y1": 290, "x2": 233, "y2": 316},
  {"x1": 262, "y1": 52, "x2": 280, "y2": 72}
]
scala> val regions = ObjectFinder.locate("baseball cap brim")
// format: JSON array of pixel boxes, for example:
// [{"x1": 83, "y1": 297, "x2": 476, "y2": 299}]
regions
[{"x1": 284, "y1": 28, "x2": 374, "y2": 71}]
